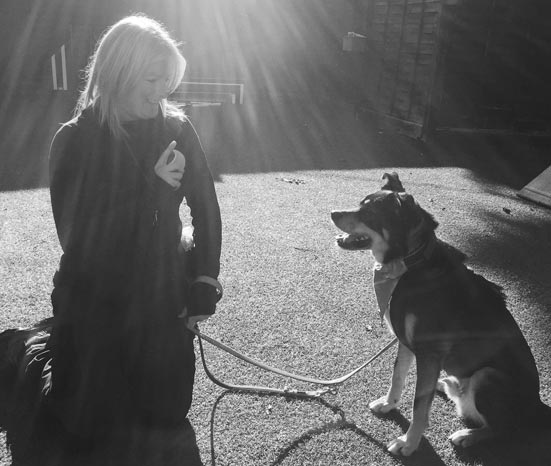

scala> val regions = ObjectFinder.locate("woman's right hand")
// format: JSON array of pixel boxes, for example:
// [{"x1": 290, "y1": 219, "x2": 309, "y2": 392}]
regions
[
  {"x1": 186, "y1": 314, "x2": 212, "y2": 330},
  {"x1": 154, "y1": 140, "x2": 186, "y2": 189},
  {"x1": 187, "y1": 281, "x2": 221, "y2": 316}
]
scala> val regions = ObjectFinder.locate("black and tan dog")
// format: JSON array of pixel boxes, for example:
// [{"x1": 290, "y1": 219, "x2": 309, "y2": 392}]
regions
[{"x1": 331, "y1": 172, "x2": 550, "y2": 456}]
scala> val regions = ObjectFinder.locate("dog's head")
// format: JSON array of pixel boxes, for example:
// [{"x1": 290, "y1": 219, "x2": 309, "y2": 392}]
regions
[{"x1": 331, "y1": 172, "x2": 438, "y2": 264}]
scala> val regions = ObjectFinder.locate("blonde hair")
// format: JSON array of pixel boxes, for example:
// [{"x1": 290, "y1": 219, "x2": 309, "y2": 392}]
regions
[{"x1": 75, "y1": 14, "x2": 186, "y2": 139}]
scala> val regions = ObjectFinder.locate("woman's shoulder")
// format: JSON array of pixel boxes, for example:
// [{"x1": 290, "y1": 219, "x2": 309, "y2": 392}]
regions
[
  {"x1": 50, "y1": 119, "x2": 78, "y2": 161},
  {"x1": 49, "y1": 108, "x2": 101, "y2": 166},
  {"x1": 52, "y1": 108, "x2": 100, "y2": 146},
  {"x1": 165, "y1": 112, "x2": 202, "y2": 151}
]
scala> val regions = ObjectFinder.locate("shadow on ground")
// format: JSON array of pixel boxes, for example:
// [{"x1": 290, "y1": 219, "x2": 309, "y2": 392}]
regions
[
  {"x1": 208, "y1": 392, "x2": 449, "y2": 466},
  {"x1": 191, "y1": 96, "x2": 551, "y2": 190},
  {"x1": 208, "y1": 388, "x2": 551, "y2": 466},
  {"x1": 1, "y1": 93, "x2": 550, "y2": 192}
]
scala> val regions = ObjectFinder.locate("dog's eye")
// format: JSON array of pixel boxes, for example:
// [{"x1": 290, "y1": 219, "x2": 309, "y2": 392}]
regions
[
  {"x1": 360, "y1": 193, "x2": 373, "y2": 205},
  {"x1": 359, "y1": 209, "x2": 376, "y2": 223},
  {"x1": 359, "y1": 207, "x2": 384, "y2": 231}
]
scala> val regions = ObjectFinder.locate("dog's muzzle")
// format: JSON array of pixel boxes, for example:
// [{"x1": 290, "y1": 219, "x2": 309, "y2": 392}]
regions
[
  {"x1": 335, "y1": 233, "x2": 372, "y2": 250},
  {"x1": 331, "y1": 211, "x2": 373, "y2": 250}
]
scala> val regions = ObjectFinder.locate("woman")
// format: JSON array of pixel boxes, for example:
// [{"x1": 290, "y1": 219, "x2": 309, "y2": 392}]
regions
[{"x1": 46, "y1": 14, "x2": 222, "y2": 439}]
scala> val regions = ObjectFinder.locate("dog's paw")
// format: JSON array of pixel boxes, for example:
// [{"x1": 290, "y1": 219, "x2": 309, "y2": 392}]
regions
[
  {"x1": 387, "y1": 434, "x2": 420, "y2": 456},
  {"x1": 437, "y1": 376, "x2": 462, "y2": 397},
  {"x1": 436, "y1": 378, "x2": 447, "y2": 393},
  {"x1": 369, "y1": 396, "x2": 399, "y2": 414},
  {"x1": 449, "y1": 428, "x2": 478, "y2": 447},
  {"x1": 449, "y1": 428, "x2": 493, "y2": 448}
]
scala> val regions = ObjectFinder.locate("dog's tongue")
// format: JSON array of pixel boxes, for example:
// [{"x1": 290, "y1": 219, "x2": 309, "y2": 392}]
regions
[{"x1": 335, "y1": 234, "x2": 372, "y2": 250}]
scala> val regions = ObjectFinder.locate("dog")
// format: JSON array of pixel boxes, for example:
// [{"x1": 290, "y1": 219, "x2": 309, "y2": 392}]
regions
[
  {"x1": 0, "y1": 319, "x2": 53, "y2": 457},
  {"x1": 331, "y1": 172, "x2": 551, "y2": 456}
]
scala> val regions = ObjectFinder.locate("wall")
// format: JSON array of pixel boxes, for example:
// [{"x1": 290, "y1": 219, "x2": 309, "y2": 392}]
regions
[
  {"x1": 435, "y1": 0, "x2": 551, "y2": 132},
  {"x1": 356, "y1": 0, "x2": 443, "y2": 137}
]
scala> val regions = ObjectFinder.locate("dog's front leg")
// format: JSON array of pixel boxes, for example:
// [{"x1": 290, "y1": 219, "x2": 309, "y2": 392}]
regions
[
  {"x1": 369, "y1": 342, "x2": 414, "y2": 414},
  {"x1": 387, "y1": 355, "x2": 441, "y2": 456}
]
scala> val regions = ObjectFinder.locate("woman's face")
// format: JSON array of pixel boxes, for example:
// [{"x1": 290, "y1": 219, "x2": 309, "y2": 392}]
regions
[{"x1": 119, "y1": 58, "x2": 170, "y2": 121}]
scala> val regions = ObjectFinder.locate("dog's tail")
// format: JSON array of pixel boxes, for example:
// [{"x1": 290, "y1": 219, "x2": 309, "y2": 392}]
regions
[
  {"x1": 0, "y1": 327, "x2": 28, "y2": 428},
  {"x1": 0, "y1": 319, "x2": 53, "y2": 440},
  {"x1": 529, "y1": 401, "x2": 551, "y2": 430}
]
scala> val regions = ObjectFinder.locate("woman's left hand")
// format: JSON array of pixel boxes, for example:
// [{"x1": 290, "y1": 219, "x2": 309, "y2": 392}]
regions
[{"x1": 155, "y1": 140, "x2": 186, "y2": 189}]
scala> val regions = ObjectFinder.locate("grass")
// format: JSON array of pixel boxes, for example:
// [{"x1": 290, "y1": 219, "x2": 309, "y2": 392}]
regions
[{"x1": 1, "y1": 97, "x2": 551, "y2": 465}]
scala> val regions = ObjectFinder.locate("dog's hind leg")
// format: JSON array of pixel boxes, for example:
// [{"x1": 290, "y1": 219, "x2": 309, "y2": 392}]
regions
[
  {"x1": 444, "y1": 368, "x2": 511, "y2": 448},
  {"x1": 369, "y1": 342, "x2": 414, "y2": 414}
]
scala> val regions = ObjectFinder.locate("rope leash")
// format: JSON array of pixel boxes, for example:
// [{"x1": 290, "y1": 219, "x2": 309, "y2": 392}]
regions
[
  {"x1": 188, "y1": 323, "x2": 398, "y2": 398},
  {"x1": 186, "y1": 277, "x2": 398, "y2": 397}
]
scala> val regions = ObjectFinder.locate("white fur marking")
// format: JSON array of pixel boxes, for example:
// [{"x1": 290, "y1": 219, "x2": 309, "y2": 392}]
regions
[
  {"x1": 383, "y1": 307, "x2": 395, "y2": 336},
  {"x1": 404, "y1": 314, "x2": 416, "y2": 344},
  {"x1": 439, "y1": 375, "x2": 487, "y2": 427}
]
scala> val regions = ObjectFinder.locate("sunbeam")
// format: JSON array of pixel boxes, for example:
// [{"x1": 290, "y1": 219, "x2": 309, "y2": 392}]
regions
[{"x1": 2, "y1": 0, "x2": 550, "y2": 191}]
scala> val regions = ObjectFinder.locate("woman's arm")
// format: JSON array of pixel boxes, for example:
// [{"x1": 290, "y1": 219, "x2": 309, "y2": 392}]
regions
[
  {"x1": 179, "y1": 118, "x2": 222, "y2": 317},
  {"x1": 49, "y1": 122, "x2": 87, "y2": 252},
  {"x1": 49, "y1": 119, "x2": 129, "y2": 284},
  {"x1": 180, "y1": 119, "x2": 222, "y2": 280}
]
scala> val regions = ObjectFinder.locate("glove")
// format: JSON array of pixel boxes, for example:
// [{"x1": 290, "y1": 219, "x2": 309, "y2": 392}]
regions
[{"x1": 187, "y1": 281, "x2": 222, "y2": 317}]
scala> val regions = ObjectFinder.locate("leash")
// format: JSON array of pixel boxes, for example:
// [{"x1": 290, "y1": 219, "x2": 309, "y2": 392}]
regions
[{"x1": 187, "y1": 323, "x2": 398, "y2": 398}]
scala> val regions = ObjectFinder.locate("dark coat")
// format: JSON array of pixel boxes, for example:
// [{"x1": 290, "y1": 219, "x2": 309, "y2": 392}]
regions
[{"x1": 45, "y1": 106, "x2": 222, "y2": 435}]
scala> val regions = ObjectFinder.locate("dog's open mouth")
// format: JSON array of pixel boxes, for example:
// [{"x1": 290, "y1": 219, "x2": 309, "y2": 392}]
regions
[{"x1": 335, "y1": 233, "x2": 372, "y2": 250}]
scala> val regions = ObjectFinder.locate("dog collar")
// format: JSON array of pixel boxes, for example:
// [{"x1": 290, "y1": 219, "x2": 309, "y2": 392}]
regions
[
  {"x1": 403, "y1": 231, "x2": 437, "y2": 269},
  {"x1": 373, "y1": 232, "x2": 437, "y2": 320}
]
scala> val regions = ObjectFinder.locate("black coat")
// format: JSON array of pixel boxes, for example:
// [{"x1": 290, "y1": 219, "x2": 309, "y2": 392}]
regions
[
  {"x1": 49, "y1": 107, "x2": 221, "y2": 306},
  {"x1": 46, "y1": 107, "x2": 222, "y2": 435}
]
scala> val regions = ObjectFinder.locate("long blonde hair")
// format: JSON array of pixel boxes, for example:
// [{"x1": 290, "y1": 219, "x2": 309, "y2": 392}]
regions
[{"x1": 75, "y1": 14, "x2": 186, "y2": 139}]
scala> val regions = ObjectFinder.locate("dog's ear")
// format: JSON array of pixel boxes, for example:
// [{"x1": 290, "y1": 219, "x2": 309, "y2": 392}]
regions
[
  {"x1": 382, "y1": 193, "x2": 438, "y2": 263},
  {"x1": 381, "y1": 193, "x2": 409, "y2": 262},
  {"x1": 381, "y1": 172, "x2": 405, "y2": 192},
  {"x1": 399, "y1": 193, "x2": 438, "y2": 232}
]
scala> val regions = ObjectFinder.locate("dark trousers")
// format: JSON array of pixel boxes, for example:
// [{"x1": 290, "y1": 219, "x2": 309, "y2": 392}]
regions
[{"x1": 47, "y1": 282, "x2": 196, "y2": 438}]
